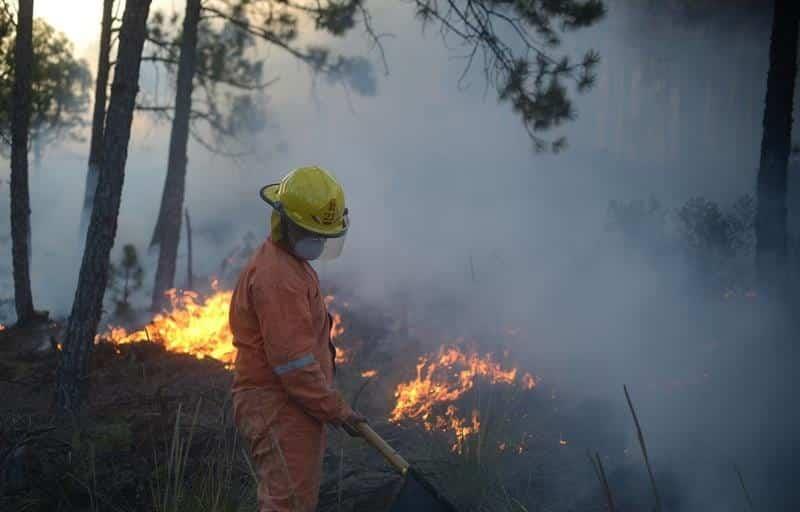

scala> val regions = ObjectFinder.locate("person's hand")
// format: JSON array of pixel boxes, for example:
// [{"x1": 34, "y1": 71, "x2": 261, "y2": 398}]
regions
[{"x1": 340, "y1": 409, "x2": 367, "y2": 437}]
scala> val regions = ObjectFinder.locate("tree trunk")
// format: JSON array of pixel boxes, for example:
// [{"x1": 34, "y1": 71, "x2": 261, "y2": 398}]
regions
[
  {"x1": 9, "y1": 0, "x2": 40, "y2": 327},
  {"x1": 56, "y1": 0, "x2": 153, "y2": 415},
  {"x1": 123, "y1": 268, "x2": 130, "y2": 305},
  {"x1": 150, "y1": 0, "x2": 202, "y2": 311},
  {"x1": 80, "y1": 0, "x2": 115, "y2": 240},
  {"x1": 185, "y1": 208, "x2": 194, "y2": 290},
  {"x1": 755, "y1": 0, "x2": 799, "y2": 289}
]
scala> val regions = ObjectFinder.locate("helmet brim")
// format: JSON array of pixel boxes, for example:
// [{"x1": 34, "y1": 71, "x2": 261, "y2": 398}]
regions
[
  {"x1": 259, "y1": 182, "x2": 349, "y2": 238},
  {"x1": 259, "y1": 184, "x2": 280, "y2": 208}
]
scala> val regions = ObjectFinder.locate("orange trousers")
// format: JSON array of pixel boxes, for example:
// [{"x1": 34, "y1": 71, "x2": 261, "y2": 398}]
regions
[{"x1": 234, "y1": 388, "x2": 326, "y2": 512}]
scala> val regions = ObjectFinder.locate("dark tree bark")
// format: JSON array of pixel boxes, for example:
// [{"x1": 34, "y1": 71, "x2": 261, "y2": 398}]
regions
[
  {"x1": 56, "y1": 0, "x2": 153, "y2": 414},
  {"x1": 185, "y1": 208, "x2": 194, "y2": 290},
  {"x1": 755, "y1": 0, "x2": 799, "y2": 288},
  {"x1": 150, "y1": 0, "x2": 202, "y2": 311},
  {"x1": 9, "y1": 0, "x2": 44, "y2": 327},
  {"x1": 79, "y1": 0, "x2": 115, "y2": 240}
]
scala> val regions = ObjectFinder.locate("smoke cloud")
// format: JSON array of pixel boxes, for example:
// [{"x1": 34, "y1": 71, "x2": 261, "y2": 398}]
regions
[{"x1": 1, "y1": 0, "x2": 793, "y2": 509}]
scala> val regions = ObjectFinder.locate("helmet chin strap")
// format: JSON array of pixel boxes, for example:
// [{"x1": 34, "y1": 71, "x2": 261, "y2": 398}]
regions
[{"x1": 278, "y1": 213, "x2": 297, "y2": 255}]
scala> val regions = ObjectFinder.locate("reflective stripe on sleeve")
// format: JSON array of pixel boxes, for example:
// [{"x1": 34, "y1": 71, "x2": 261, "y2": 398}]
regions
[{"x1": 274, "y1": 354, "x2": 316, "y2": 375}]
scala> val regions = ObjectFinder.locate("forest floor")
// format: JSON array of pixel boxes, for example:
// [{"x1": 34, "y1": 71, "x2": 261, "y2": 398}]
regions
[
  {"x1": 0, "y1": 317, "x2": 414, "y2": 511},
  {"x1": 0, "y1": 286, "x2": 668, "y2": 512}
]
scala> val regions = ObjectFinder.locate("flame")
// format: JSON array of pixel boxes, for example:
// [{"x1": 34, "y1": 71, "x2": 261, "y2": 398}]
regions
[
  {"x1": 335, "y1": 346, "x2": 350, "y2": 364},
  {"x1": 325, "y1": 295, "x2": 345, "y2": 339},
  {"x1": 391, "y1": 345, "x2": 536, "y2": 422},
  {"x1": 390, "y1": 345, "x2": 536, "y2": 449},
  {"x1": 103, "y1": 288, "x2": 236, "y2": 363},
  {"x1": 101, "y1": 288, "x2": 350, "y2": 367},
  {"x1": 0, "y1": 323, "x2": 5, "y2": 331},
  {"x1": 326, "y1": 294, "x2": 351, "y2": 364},
  {"x1": 440, "y1": 407, "x2": 481, "y2": 452},
  {"x1": 330, "y1": 312, "x2": 344, "y2": 339},
  {"x1": 522, "y1": 373, "x2": 537, "y2": 390},
  {"x1": 361, "y1": 369, "x2": 378, "y2": 378}
]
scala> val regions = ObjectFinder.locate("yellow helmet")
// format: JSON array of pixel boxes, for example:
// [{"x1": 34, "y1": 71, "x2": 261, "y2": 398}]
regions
[
  {"x1": 260, "y1": 166, "x2": 348, "y2": 237},
  {"x1": 260, "y1": 166, "x2": 349, "y2": 260}
]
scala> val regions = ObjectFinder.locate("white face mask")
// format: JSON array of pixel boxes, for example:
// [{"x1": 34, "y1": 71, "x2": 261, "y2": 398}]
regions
[
  {"x1": 291, "y1": 236, "x2": 326, "y2": 261},
  {"x1": 284, "y1": 217, "x2": 347, "y2": 261}
]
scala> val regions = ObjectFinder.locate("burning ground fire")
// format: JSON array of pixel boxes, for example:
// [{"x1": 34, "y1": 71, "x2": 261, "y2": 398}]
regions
[
  {"x1": 103, "y1": 286, "x2": 236, "y2": 363},
  {"x1": 98, "y1": 283, "x2": 538, "y2": 452},
  {"x1": 101, "y1": 287, "x2": 347, "y2": 366},
  {"x1": 390, "y1": 345, "x2": 538, "y2": 452},
  {"x1": 324, "y1": 295, "x2": 350, "y2": 364}
]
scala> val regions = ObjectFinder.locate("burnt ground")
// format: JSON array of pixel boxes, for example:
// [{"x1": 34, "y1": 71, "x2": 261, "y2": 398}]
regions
[{"x1": 0, "y1": 299, "x2": 678, "y2": 512}]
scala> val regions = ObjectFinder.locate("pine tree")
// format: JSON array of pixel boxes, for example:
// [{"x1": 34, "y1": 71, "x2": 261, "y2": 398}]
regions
[
  {"x1": 754, "y1": 0, "x2": 799, "y2": 290},
  {"x1": 56, "y1": 0, "x2": 154, "y2": 414},
  {"x1": 149, "y1": 0, "x2": 202, "y2": 312},
  {"x1": 7, "y1": 0, "x2": 45, "y2": 327},
  {"x1": 415, "y1": 0, "x2": 606, "y2": 151},
  {"x1": 145, "y1": 0, "x2": 380, "y2": 311},
  {"x1": 1, "y1": 3, "x2": 90, "y2": 327},
  {"x1": 79, "y1": 0, "x2": 116, "y2": 241},
  {"x1": 0, "y1": 11, "x2": 92, "y2": 146},
  {"x1": 109, "y1": 244, "x2": 144, "y2": 317}
]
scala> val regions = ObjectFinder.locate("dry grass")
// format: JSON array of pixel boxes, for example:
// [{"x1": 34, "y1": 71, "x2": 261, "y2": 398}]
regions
[{"x1": 150, "y1": 401, "x2": 201, "y2": 512}]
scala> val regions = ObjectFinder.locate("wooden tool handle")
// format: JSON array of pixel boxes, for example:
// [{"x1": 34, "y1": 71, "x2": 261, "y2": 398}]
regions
[{"x1": 356, "y1": 422, "x2": 410, "y2": 475}]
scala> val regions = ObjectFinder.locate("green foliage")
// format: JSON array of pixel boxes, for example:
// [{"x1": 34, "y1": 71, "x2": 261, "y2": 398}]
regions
[
  {"x1": 148, "y1": 7, "x2": 265, "y2": 93},
  {"x1": 0, "y1": 15, "x2": 91, "y2": 147},
  {"x1": 144, "y1": 6, "x2": 269, "y2": 153},
  {"x1": 676, "y1": 195, "x2": 755, "y2": 260},
  {"x1": 142, "y1": 0, "x2": 377, "y2": 153},
  {"x1": 675, "y1": 195, "x2": 755, "y2": 287},
  {"x1": 0, "y1": 2, "x2": 12, "y2": 41},
  {"x1": 314, "y1": 0, "x2": 360, "y2": 35},
  {"x1": 606, "y1": 194, "x2": 757, "y2": 291},
  {"x1": 415, "y1": 0, "x2": 605, "y2": 152},
  {"x1": 323, "y1": 54, "x2": 376, "y2": 96},
  {"x1": 109, "y1": 244, "x2": 145, "y2": 317}
]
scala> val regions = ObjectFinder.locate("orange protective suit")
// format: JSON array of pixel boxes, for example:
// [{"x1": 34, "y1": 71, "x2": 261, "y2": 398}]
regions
[{"x1": 230, "y1": 238, "x2": 352, "y2": 512}]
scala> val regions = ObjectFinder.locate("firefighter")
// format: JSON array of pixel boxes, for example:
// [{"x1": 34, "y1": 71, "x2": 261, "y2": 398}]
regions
[{"x1": 229, "y1": 166, "x2": 364, "y2": 511}]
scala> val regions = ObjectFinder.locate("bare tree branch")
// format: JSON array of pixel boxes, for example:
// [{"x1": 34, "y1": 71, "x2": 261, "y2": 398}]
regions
[{"x1": 412, "y1": 0, "x2": 605, "y2": 151}]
